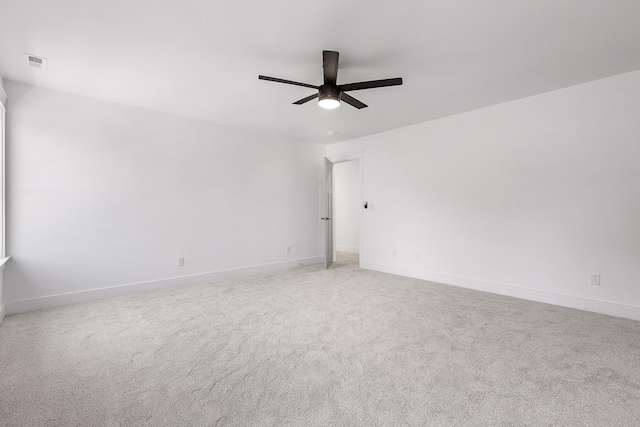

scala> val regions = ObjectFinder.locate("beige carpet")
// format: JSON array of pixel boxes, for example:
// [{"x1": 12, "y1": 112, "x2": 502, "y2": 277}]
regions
[{"x1": 1, "y1": 252, "x2": 639, "y2": 426}]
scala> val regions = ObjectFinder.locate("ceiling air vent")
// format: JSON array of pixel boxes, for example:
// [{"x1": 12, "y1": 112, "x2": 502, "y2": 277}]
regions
[{"x1": 24, "y1": 53, "x2": 47, "y2": 70}]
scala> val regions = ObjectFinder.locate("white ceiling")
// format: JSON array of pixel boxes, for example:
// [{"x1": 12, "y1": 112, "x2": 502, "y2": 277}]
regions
[{"x1": 1, "y1": 0, "x2": 640, "y2": 144}]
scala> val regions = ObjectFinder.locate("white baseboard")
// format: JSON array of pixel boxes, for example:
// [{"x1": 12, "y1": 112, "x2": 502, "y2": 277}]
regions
[
  {"x1": 6, "y1": 256, "x2": 324, "y2": 315},
  {"x1": 336, "y1": 245, "x2": 359, "y2": 254},
  {"x1": 0, "y1": 304, "x2": 5, "y2": 326},
  {"x1": 361, "y1": 261, "x2": 640, "y2": 321}
]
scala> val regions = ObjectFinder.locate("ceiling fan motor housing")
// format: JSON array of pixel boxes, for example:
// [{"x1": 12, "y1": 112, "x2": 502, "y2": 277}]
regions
[{"x1": 319, "y1": 84, "x2": 341, "y2": 102}]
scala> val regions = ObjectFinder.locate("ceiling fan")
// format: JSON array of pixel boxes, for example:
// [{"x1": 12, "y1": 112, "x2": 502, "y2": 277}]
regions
[{"x1": 258, "y1": 50, "x2": 403, "y2": 110}]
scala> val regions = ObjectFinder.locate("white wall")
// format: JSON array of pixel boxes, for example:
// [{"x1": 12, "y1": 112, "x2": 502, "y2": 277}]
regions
[
  {"x1": 5, "y1": 81, "x2": 325, "y2": 312},
  {"x1": 333, "y1": 160, "x2": 359, "y2": 253},
  {"x1": 327, "y1": 70, "x2": 640, "y2": 320},
  {"x1": 0, "y1": 75, "x2": 6, "y2": 324},
  {"x1": 0, "y1": 75, "x2": 7, "y2": 105}
]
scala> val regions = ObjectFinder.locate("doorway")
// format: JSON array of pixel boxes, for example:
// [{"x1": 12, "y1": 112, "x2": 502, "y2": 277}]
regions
[{"x1": 332, "y1": 159, "x2": 360, "y2": 265}]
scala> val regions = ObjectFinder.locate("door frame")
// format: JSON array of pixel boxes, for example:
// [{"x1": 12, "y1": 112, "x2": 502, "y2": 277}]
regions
[{"x1": 327, "y1": 149, "x2": 364, "y2": 268}]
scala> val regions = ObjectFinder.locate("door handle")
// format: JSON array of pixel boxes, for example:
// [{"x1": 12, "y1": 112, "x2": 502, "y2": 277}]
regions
[{"x1": 320, "y1": 217, "x2": 331, "y2": 220}]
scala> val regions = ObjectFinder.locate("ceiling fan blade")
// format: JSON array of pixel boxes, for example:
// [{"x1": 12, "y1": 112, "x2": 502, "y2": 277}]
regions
[
  {"x1": 323, "y1": 51, "x2": 339, "y2": 86},
  {"x1": 258, "y1": 75, "x2": 318, "y2": 89},
  {"x1": 293, "y1": 93, "x2": 319, "y2": 105},
  {"x1": 341, "y1": 93, "x2": 368, "y2": 109},
  {"x1": 340, "y1": 77, "x2": 403, "y2": 92}
]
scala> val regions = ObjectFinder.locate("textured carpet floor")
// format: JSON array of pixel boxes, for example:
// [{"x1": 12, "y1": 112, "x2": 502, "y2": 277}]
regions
[{"x1": 1, "y1": 252, "x2": 639, "y2": 426}]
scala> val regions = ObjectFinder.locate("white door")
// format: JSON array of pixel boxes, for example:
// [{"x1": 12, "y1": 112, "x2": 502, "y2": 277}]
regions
[{"x1": 322, "y1": 158, "x2": 334, "y2": 269}]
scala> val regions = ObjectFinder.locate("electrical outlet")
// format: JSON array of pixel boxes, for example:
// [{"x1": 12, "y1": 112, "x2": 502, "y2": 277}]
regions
[
  {"x1": 415, "y1": 251, "x2": 420, "y2": 261},
  {"x1": 177, "y1": 257, "x2": 184, "y2": 267},
  {"x1": 589, "y1": 273, "x2": 600, "y2": 286},
  {"x1": 393, "y1": 249, "x2": 397, "y2": 258},
  {"x1": 286, "y1": 245, "x2": 291, "y2": 254}
]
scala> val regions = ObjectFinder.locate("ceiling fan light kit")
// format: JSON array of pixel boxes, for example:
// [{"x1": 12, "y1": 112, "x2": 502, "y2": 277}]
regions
[
  {"x1": 318, "y1": 85, "x2": 341, "y2": 109},
  {"x1": 259, "y1": 50, "x2": 403, "y2": 110}
]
